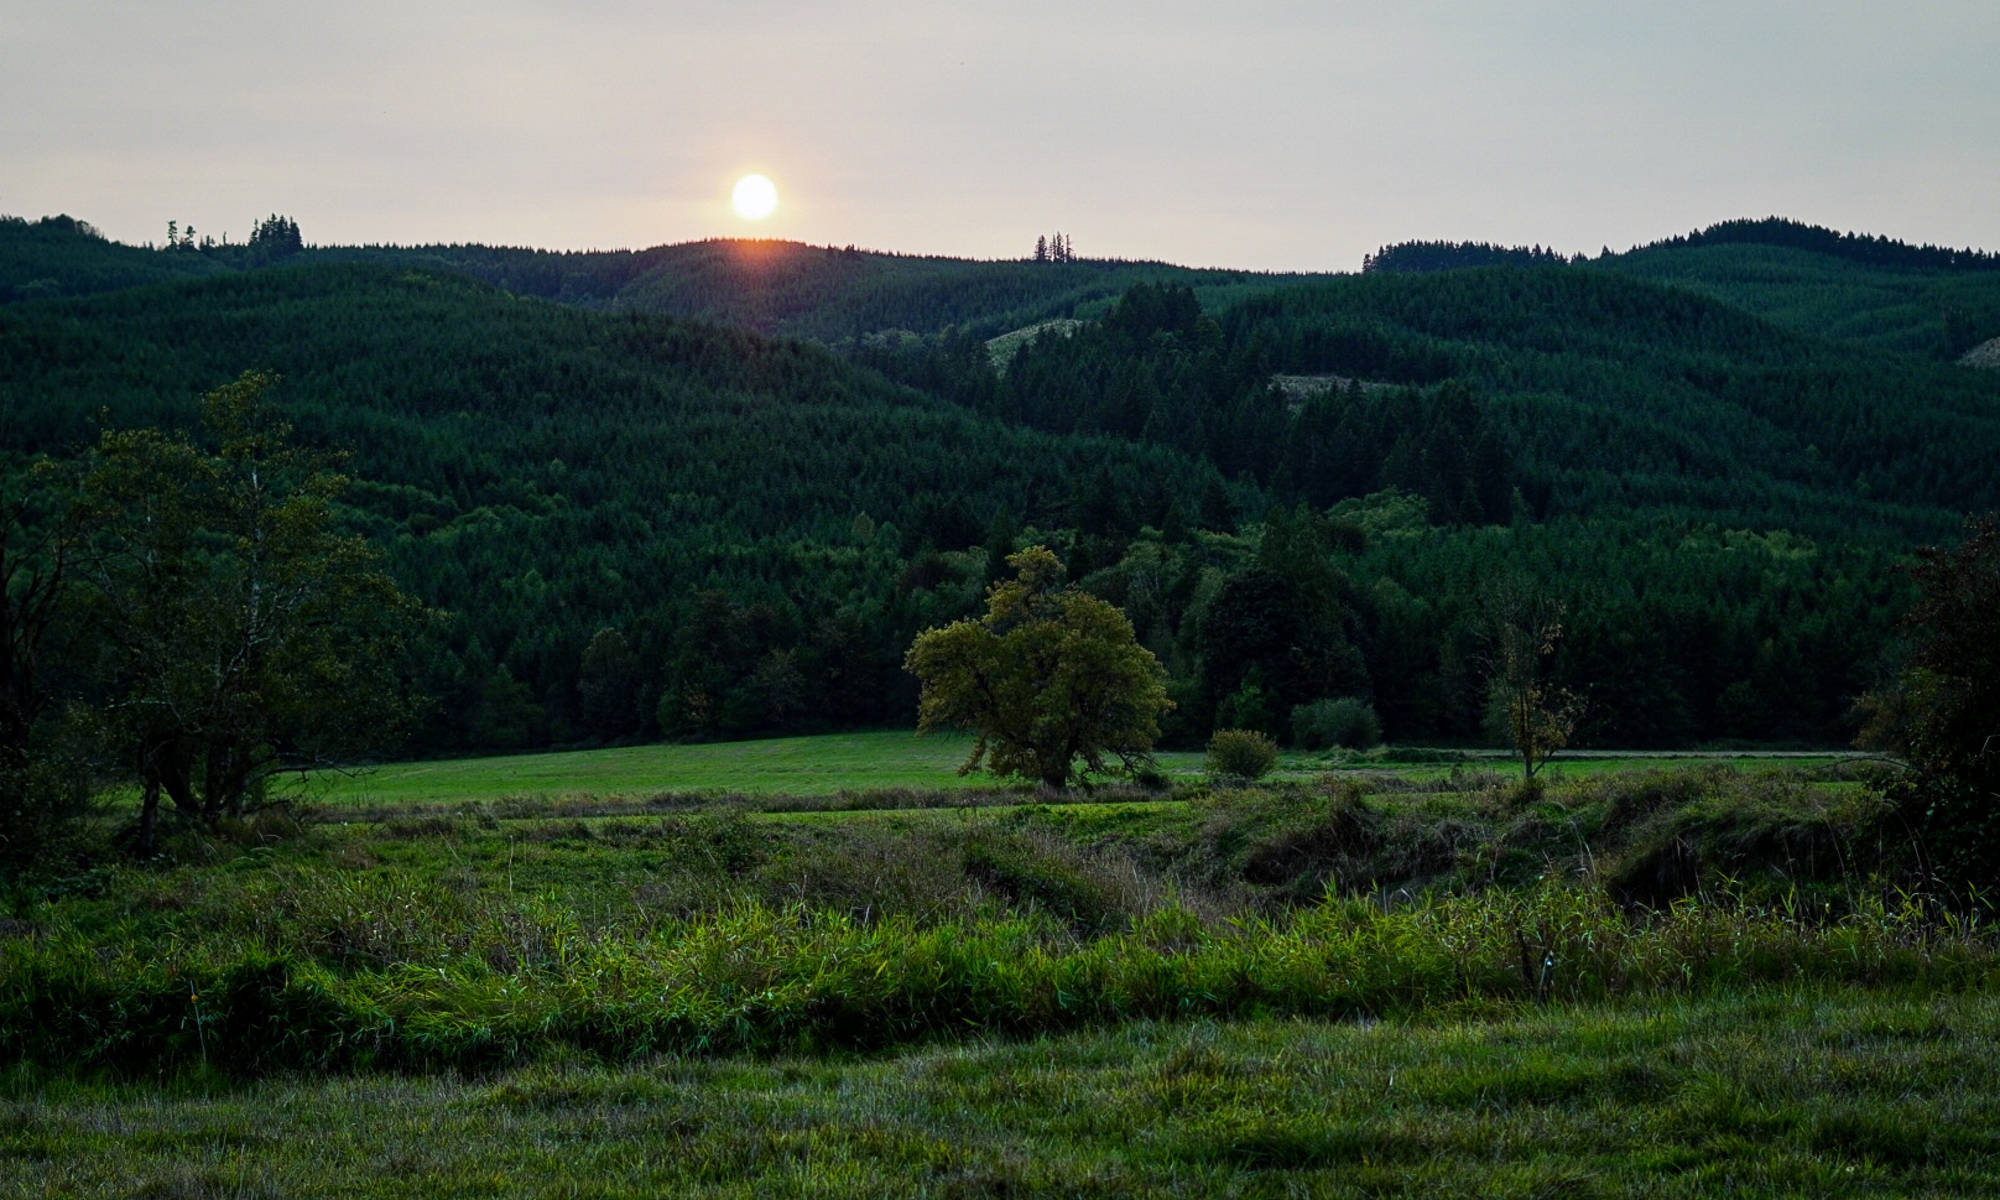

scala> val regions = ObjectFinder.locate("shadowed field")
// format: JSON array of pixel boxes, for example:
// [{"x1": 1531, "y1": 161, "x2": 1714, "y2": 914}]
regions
[{"x1": 9, "y1": 990, "x2": 1999, "y2": 1198}]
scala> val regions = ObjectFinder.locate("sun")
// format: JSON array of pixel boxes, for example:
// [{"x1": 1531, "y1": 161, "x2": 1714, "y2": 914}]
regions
[{"x1": 732, "y1": 174, "x2": 778, "y2": 221}]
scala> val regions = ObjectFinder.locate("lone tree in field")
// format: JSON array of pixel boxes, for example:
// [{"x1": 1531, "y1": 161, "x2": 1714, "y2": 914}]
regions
[
  {"x1": 905, "y1": 545, "x2": 1170, "y2": 791},
  {"x1": 1482, "y1": 579, "x2": 1581, "y2": 782}
]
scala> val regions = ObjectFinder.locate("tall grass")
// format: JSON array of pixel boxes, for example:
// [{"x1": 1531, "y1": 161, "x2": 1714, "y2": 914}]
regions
[
  {"x1": 4, "y1": 879, "x2": 1991, "y2": 1078},
  {"x1": 14, "y1": 988, "x2": 2000, "y2": 1197},
  {"x1": 3, "y1": 764, "x2": 1978, "y2": 1081}
]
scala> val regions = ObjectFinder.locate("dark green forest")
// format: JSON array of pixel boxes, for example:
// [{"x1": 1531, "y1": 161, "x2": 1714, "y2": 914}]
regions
[
  {"x1": 0, "y1": 215, "x2": 1317, "y2": 342},
  {"x1": 2, "y1": 212, "x2": 1996, "y2": 766}
]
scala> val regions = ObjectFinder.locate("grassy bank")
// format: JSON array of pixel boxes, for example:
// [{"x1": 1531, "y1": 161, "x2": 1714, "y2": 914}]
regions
[
  {"x1": 5, "y1": 759, "x2": 1976, "y2": 1194},
  {"x1": 0, "y1": 764, "x2": 1969, "y2": 1079},
  {"x1": 6, "y1": 885, "x2": 1991, "y2": 1079}
]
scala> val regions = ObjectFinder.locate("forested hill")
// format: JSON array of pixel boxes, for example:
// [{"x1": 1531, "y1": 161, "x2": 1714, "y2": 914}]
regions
[
  {"x1": 1232, "y1": 268, "x2": 2000, "y2": 533},
  {"x1": 1594, "y1": 239, "x2": 2000, "y2": 360},
  {"x1": 0, "y1": 214, "x2": 231, "y2": 300},
  {"x1": 1625, "y1": 218, "x2": 2000, "y2": 273},
  {"x1": 948, "y1": 267, "x2": 2000, "y2": 543},
  {"x1": 0, "y1": 263, "x2": 1242, "y2": 749},
  {"x1": 17, "y1": 211, "x2": 1998, "y2": 361},
  {"x1": 426, "y1": 239, "x2": 1318, "y2": 342},
  {"x1": 1357, "y1": 220, "x2": 2000, "y2": 361},
  {"x1": 0, "y1": 216, "x2": 1317, "y2": 342},
  {"x1": 5, "y1": 213, "x2": 1999, "y2": 756}
]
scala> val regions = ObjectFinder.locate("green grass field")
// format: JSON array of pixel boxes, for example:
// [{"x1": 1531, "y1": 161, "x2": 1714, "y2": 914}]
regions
[
  {"x1": 308, "y1": 731, "x2": 1853, "y2": 811},
  {"x1": 312, "y1": 730, "x2": 992, "y2": 807},
  {"x1": 10, "y1": 989, "x2": 1998, "y2": 1198}
]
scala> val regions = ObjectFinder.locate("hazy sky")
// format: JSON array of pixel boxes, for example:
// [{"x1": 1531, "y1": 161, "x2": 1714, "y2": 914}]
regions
[{"x1": 5, "y1": 1, "x2": 1995, "y2": 270}]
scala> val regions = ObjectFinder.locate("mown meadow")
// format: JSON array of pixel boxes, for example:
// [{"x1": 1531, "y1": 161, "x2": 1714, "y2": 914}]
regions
[{"x1": 6, "y1": 739, "x2": 1996, "y2": 1195}]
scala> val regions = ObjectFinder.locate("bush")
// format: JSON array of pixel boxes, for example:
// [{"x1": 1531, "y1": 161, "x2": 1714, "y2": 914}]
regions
[
  {"x1": 1291, "y1": 697, "x2": 1382, "y2": 751},
  {"x1": 0, "y1": 706, "x2": 103, "y2": 876},
  {"x1": 1206, "y1": 729, "x2": 1278, "y2": 782}
]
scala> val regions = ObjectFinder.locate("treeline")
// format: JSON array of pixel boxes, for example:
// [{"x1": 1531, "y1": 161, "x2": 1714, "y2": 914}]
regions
[
  {"x1": 1362, "y1": 240, "x2": 1575, "y2": 274},
  {"x1": 1076, "y1": 501, "x2": 1904, "y2": 749},
  {"x1": 1634, "y1": 217, "x2": 2000, "y2": 273}
]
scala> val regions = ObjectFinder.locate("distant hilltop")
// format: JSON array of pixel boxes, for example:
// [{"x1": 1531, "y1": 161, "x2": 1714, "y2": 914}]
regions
[{"x1": 1364, "y1": 217, "x2": 1999, "y2": 276}]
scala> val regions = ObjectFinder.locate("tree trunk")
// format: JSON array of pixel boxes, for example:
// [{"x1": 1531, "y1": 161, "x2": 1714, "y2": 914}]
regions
[
  {"x1": 158, "y1": 738, "x2": 196, "y2": 815},
  {"x1": 136, "y1": 776, "x2": 160, "y2": 855}
]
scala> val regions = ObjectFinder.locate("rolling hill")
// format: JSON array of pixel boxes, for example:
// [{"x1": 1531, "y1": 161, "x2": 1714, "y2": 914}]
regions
[
  {"x1": 1593, "y1": 218, "x2": 2000, "y2": 359},
  {"x1": 0, "y1": 216, "x2": 1320, "y2": 343},
  {"x1": 0, "y1": 262, "x2": 1241, "y2": 748},
  {"x1": 3, "y1": 211, "x2": 1996, "y2": 752}
]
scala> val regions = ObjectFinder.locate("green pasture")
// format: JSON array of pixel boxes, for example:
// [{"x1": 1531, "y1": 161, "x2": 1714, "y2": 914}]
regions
[
  {"x1": 308, "y1": 731, "x2": 1853, "y2": 810},
  {"x1": 312, "y1": 731, "x2": 994, "y2": 808},
  {"x1": 11, "y1": 989, "x2": 2000, "y2": 1198}
]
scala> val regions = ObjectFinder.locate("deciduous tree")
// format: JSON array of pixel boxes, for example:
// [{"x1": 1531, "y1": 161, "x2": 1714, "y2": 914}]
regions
[
  {"x1": 1860, "y1": 515, "x2": 2000, "y2": 884},
  {"x1": 1483, "y1": 580, "x2": 1581, "y2": 782},
  {"x1": 905, "y1": 546, "x2": 1170, "y2": 791},
  {"x1": 75, "y1": 371, "x2": 426, "y2": 850}
]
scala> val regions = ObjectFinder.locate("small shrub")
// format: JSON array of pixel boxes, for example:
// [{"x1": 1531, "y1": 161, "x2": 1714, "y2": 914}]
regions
[
  {"x1": 1206, "y1": 729, "x2": 1278, "y2": 782},
  {"x1": 0, "y1": 707, "x2": 103, "y2": 876},
  {"x1": 1291, "y1": 697, "x2": 1383, "y2": 751}
]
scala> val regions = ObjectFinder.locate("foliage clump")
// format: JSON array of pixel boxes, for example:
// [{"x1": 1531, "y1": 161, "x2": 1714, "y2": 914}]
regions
[
  {"x1": 905, "y1": 546, "x2": 1170, "y2": 791},
  {"x1": 1858, "y1": 515, "x2": 2000, "y2": 887},
  {"x1": 0, "y1": 372, "x2": 428, "y2": 862},
  {"x1": 1206, "y1": 729, "x2": 1278, "y2": 782},
  {"x1": 71, "y1": 372, "x2": 428, "y2": 851},
  {"x1": 1291, "y1": 697, "x2": 1382, "y2": 751}
]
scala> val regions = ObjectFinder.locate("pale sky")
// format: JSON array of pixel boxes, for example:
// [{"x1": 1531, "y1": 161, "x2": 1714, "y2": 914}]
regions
[{"x1": 4, "y1": 1, "x2": 1996, "y2": 270}]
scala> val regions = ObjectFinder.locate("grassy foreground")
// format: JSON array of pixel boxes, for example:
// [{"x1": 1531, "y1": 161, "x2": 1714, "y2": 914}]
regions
[
  {"x1": 9, "y1": 989, "x2": 2000, "y2": 1198},
  {"x1": 5, "y1": 757, "x2": 1978, "y2": 1195}
]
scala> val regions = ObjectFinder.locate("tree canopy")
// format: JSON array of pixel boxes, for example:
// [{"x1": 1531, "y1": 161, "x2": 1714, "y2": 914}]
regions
[
  {"x1": 905, "y1": 546, "x2": 1170, "y2": 790},
  {"x1": 1863, "y1": 516, "x2": 2000, "y2": 885},
  {"x1": 72, "y1": 372, "x2": 426, "y2": 849}
]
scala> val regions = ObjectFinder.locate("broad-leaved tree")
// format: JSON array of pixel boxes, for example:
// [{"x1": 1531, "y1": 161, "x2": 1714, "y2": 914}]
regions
[{"x1": 905, "y1": 545, "x2": 1169, "y2": 791}]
